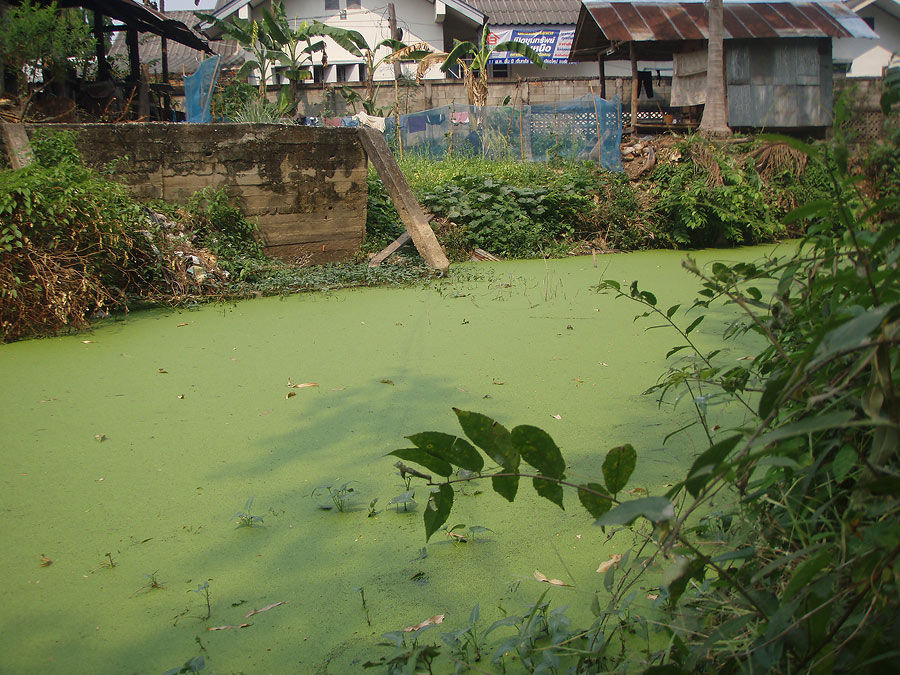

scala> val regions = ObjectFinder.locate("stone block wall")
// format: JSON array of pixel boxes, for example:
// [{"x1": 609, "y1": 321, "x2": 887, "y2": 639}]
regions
[{"x1": 26, "y1": 123, "x2": 368, "y2": 264}]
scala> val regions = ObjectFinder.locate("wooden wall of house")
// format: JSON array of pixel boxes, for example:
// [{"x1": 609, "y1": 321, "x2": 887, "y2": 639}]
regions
[
  {"x1": 26, "y1": 123, "x2": 368, "y2": 264},
  {"x1": 726, "y1": 38, "x2": 833, "y2": 128}
]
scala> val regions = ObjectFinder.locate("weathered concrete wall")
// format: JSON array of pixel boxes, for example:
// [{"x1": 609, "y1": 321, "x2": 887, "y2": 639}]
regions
[{"x1": 26, "y1": 123, "x2": 367, "y2": 264}]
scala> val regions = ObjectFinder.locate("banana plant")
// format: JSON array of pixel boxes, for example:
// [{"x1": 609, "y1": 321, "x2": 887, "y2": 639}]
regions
[
  {"x1": 262, "y1": 2, "x2": 329, "y2": 100},
  {"x1": 323, "y1": 30, "x2": 429, "y2": 116},
  {"x1": 417, "y1": 23, "x2": 546, "y2": 107},
  {"x1": 196, "y1": 12, "x2": 278, "y2": 98}
]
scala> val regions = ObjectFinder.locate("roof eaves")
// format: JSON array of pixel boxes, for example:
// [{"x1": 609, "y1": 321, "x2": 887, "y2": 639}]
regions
[
  {"x1": 195, "y1": 0, "x2": 251, "y2": 35},
  {"x1": 444, "y1": 0, "x2": 487, "y2": 25}
]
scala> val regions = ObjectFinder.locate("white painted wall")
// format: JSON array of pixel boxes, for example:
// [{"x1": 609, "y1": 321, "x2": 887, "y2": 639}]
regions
[
  {"x1": 260, "y1": 0, "x2": 451, "y2": 82},
  {"x1": 834, "y1": 3, "x2": 900, "y2": 76}
]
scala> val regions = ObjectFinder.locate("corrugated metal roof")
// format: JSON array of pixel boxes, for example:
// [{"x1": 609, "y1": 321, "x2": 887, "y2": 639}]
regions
[
  {"x1": 468, "y1": 0, "x2": 581, "y2": 25},
  {"x1": 579, "y1": 1, "x2": 878, "y2": 43},
  {"x1": 110, "y1": 10, "x2": 243, "y2": 77},
  {"x1": 52, "y1": 0, "x2": 212, "y2": 52}
]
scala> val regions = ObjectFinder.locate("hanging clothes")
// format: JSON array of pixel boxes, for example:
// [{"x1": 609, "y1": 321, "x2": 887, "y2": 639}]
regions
[
  {"x1": 637, "y1": 71, "x2": 654, "y2": 99},
  {"x1": 407, "y1": 115, "x2": 427, "y2": 133}
]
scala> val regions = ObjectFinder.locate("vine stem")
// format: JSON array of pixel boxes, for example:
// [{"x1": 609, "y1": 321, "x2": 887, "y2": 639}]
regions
[{"x1": 427, "y1": 473, "x2": 620, "y2": 505}]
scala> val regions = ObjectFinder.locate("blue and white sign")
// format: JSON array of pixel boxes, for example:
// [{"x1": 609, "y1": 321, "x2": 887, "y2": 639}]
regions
[{"x1": 487, "y1": 27, "x2": 575, "y2": 65}]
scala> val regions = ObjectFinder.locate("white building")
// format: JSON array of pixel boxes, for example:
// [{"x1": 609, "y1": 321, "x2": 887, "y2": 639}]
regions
[
  {"x1": 835, "y1": 0, "x2": 900, "y2": 76},
  {"x1": 198, "y1": 0, "x2": 485, "y2": 84}
]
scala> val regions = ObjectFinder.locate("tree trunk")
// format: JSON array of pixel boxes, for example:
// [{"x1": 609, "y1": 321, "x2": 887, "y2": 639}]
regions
[{"x1": 699, "y1": 0, "x2": 730, "y2": 136}]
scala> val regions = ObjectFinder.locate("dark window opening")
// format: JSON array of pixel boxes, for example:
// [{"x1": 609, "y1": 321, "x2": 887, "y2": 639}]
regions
[
  {"x1": 347, "y1": 0, "x2": 360, "y2": 7},
  {"x1": 324, "y1": 0, "x2": 338, "y2": 10},
  {"x1": 336, "y1": 64, "x2": 352, "y2": 82},
  {"x1": 313, "y1": 64, "x2": 325, "y2": 83},
  {"x1": 491, "y1": 63, "x2": 509, "y2": 78}
]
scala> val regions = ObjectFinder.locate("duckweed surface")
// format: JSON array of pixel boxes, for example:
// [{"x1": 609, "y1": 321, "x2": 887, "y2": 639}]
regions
[{"x1": 0, "y1": 246, "x2": 784, "y2": 673}]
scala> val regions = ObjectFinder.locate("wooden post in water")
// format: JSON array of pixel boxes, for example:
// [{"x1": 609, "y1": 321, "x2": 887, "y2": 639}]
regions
[{"x1": 358, "y1": 128, "x2": 449, "y2": 273}]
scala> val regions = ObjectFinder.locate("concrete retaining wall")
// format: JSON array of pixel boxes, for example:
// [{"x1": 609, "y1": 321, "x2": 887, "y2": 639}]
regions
[{"x1": 26, "y1": 123, "x2": 368, "y2": 264}]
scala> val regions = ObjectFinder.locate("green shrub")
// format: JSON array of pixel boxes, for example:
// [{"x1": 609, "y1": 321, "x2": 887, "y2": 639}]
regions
[
  {"x1": 386, "y1": 133, "x2": 900, "y2": 674},
  {"x1": 183, "y1": 187, "x2": 263, "y2": 266},
  {"x1": 0, "y1": 136, "x2": 151, "y2": 340},
  {"x1": 364, "y1": 171, "x2": 404, "y2": 253},
  {"x1": 649, "y1": 137, "x2": 782, "y2": 248},
  {"x1": 865, "y1": 113, "x2": 900, "y2": 209},
  {"x1": 421, "y1": 175, "x2": 548, "y2": 258},
  {"x1": 30, "y1": 127, "x2": 83, "y2": 166}
]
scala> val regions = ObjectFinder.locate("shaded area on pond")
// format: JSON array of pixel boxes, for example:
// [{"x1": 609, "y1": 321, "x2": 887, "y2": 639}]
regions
[{"x1": 0, "y1": 245, "x2": 786, "y2": 673}]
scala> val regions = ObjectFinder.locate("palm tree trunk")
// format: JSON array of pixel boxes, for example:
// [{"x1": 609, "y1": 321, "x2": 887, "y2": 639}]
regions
[{"x1": 699, "y1": 0, "x2": 730, "y2": 135}]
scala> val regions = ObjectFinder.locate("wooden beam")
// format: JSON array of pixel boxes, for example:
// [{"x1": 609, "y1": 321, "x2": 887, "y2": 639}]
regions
[
  {"x1": 1, "y1": 123, "x2": 34, "y2": 169},
  {"x1": 387, "y1": 3, "x2": 401, "y2": 80},
  {"x1": 629, "y1": 41, "x2": 638, "y2": 135},
  {"x1": 357, "y1": 128, "x2": 449, "y2": 273},
  {"x1": 127, "y1": 29, "x2": 140, "y2": 83},
  {"x1": 597, "y1": 51, "x2": 606, "y2": 100},
  {"x1": 368, "y1": 231, "x2": 411, "y2": 267},
  {"x1": 94, "y1": 11, "x2": 111, "y2": 81}
]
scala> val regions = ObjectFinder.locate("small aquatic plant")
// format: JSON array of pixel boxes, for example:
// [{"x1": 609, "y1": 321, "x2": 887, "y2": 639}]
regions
[
  {"x1": 191, "y1": 580, "x2": 211, "y2": 620},
  {"x1": 388, "y1": 490, "x2": 416, "y2": 513},
  {"x1": 234, "y1": 497, "x2": 264, "y2": 528},
  {"x1": 353, "y1": 586, "x2": 372, "y2": 627},
  {"x1": 134, "y1": 570, "x2": 165, "y2": 595},
  {"x1": 163, "y1": 655, "x2": 205, "y2": 675},
  {"x1": 312, "y1": 481, "x2": 356, "y2": 512}
]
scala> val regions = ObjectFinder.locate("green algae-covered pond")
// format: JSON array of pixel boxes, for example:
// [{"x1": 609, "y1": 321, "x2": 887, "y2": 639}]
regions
[{"x1": 0, "y1": 246, "x2": 782, "y2": 673}]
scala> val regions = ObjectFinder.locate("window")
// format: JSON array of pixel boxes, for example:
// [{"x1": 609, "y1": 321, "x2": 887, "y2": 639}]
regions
[
  {"x1": 358, "y1": 64, "x2": 367, "y2": 83},
  {"x1": 336, "y1": 64, "x2": 352, "y2": 82},
  {"x1": 491, "y1": 63, "x2": 509, "y2": 78},
  {"x1": 313, "y1": 65, "x2": 325, "y2": 83},
  {"x1": 325, "y1": 0, "x2": 338, "y2": 10},
  {"x1": 347, "y1": 0, "x2": 360, "y2": 7}
]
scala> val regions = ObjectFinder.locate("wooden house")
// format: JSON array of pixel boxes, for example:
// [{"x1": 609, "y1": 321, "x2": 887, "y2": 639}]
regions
[{"x1": 569, "y1": 0, "x2": 878, "y2": 131}]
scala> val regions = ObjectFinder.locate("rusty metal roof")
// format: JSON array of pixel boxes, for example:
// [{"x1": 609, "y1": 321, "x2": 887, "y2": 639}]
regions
[
  {"x1": 110, "y1": 11, "x2": 244, "y2": 78},
  {"x1": 468, "y1": 0, "x2": 582, "y2": 25},
  {"x1": 571, "y1": 1, "x2": 878, "y2": 59}
]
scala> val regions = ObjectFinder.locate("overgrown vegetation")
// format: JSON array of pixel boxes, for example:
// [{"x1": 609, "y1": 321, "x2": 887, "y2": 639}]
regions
[
  {"x1": 0, "y1": 130, "x2": 431, "y2": 342},
  {"x1": 375, "y1": 124, "x2": 900, "y2": 671},
  {"x1": 371, "y1": 136, "x2": 831, "y2": 261},
  {"x1": 0, "y1": 0, "x2": 94, "y2": 120}
]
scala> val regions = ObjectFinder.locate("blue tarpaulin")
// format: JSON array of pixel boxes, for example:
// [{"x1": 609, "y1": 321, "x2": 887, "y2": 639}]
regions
[{"x1": 185, "y1": 55, "x2": 221, "y2": 123}]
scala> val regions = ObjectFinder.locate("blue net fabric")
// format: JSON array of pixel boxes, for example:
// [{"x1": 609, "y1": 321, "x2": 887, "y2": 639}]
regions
[
  {"x1": 185, "y1": 55, "x2": 221, "y2": 123},
  {"x1": 384, "y1": 95, "x2": 622, "y2": 172}
]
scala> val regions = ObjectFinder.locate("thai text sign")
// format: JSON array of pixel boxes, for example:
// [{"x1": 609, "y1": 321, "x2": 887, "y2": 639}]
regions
[{"x1": 487, "y1": 28, "x2": 575, "y2": 65}]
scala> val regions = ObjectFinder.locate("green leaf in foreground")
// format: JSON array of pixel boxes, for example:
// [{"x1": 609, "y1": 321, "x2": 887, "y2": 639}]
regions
[
  {"x1": 685, "y1": 435, "x2": 743, "y2": 498},
  {"x1": 602, "y1": 444, "x2": 636, "y2": 494},
  {"x1": 512, "y1": 424, "x2": 566, "y2": 478},
  {"x1": 406, "y1": 431, "x2": 484, "y2": 472},
  {"x1": 578, "y1": 483, "x2": 612, "y2": 519},
  {"x1": 752, "y1": 410, "x2": 856, "y2": 448},
  {"x1": 390, "y1": 448, "x2": 453, "y2": 477},
  {"x1": 491, "y1": 474, "x2": 519, "y2": 502},
  {"x1": 424, "y1": 484, "x2": 454, "y2": 542},
  {"x1": 454, "y1": 408, "x2": 519, "y2": 470},
  {"x1": 596, "y1": 496, "x2": 675, "y2": 526},
  {"x1": 532, "y1": 477, "x2": 564, "y2": 509}
]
